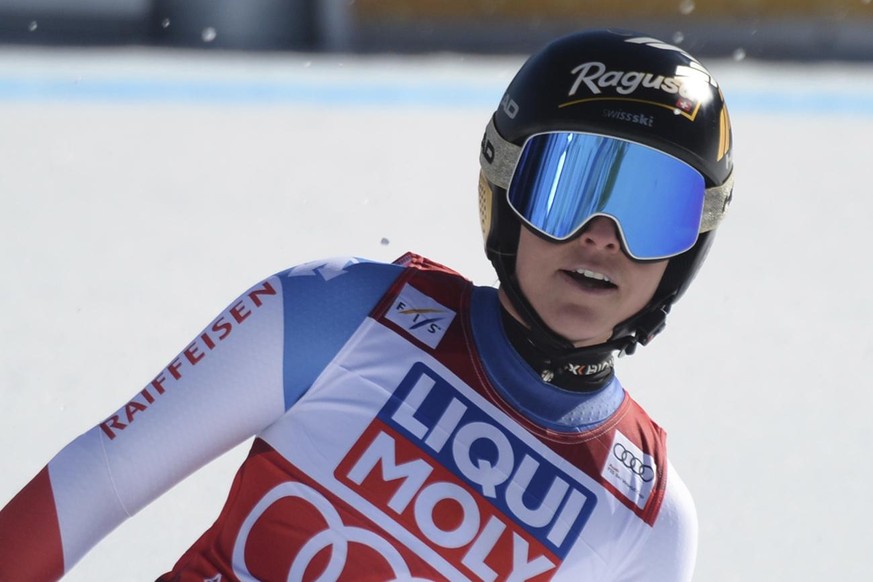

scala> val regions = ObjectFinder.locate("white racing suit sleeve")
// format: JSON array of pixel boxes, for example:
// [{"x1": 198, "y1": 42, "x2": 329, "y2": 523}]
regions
[
  {"x1": 49, "y1": 276, "x2": 286, "y2": 576},
  {"x1": 614, "y1": 459, "x2": 698, "y2": 582}
]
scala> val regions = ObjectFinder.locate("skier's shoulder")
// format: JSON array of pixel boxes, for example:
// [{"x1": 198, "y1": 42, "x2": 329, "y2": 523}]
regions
[
  {"x1": 615, "y1": 386, "x2": 667, "y2": 437},
  {"x1": 390, "y1": 252, "x2": 470, "y2": 279},
  {"x1": 272, "y1": 253, "x2": 469, "y2": 298},
  {"x1": 272, "y1": 256, "x2": 402, "y2": 297}
]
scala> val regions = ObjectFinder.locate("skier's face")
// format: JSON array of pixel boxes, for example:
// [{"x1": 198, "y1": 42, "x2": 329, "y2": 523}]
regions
[{"x1": 501, "y1": 217, "x2": 668, "y2": 348}]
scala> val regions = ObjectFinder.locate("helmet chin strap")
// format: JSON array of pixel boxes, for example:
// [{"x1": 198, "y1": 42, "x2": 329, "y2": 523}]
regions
[
  {"x1": 496, "y1": 255, "x2": 631, "y2": 379},
  {"x1": 496, "y1": 250, "x2": 672, "y2": 366}
]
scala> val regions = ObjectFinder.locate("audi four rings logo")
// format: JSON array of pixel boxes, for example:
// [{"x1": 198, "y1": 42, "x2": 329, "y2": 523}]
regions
[{"x1": 612, "y1": 443, "x2": 655, "y2": 482}]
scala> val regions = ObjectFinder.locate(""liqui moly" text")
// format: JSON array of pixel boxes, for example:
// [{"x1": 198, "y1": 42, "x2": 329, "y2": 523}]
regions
[{"x1": 335, "y1": 362, "x2": 598, "y2": 581}]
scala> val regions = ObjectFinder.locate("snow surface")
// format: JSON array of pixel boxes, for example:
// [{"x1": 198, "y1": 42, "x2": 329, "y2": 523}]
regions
[{"x1": 2, "y1": 46, "x2": 873, "y2": 581}]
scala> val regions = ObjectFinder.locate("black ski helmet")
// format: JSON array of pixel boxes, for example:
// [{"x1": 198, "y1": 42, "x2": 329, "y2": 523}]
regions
[{"x1": 479, "y1": 29, "x2": 734, "y2": 354}]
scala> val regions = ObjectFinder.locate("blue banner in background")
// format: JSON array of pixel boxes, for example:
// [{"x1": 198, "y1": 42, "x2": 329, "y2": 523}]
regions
[{"x1": 0, "y1": 52, "x2": 872, "y2": 115}]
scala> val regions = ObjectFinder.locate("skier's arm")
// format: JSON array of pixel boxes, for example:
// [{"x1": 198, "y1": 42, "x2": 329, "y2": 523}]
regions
[
  {"x1": 0, "y1": 276, "x2": 288, "y2": 581},
  {"x1": 0, "y1": 258, "x2": 404, "y2": 581},
  {"x1": 615, "y1": 460, "x2": 699, "y2": 582}
]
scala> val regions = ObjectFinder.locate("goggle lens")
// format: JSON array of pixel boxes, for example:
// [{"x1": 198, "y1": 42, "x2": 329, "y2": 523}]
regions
[{"x1": 507, "y1": 132, "x2": 706, "y2": 260}]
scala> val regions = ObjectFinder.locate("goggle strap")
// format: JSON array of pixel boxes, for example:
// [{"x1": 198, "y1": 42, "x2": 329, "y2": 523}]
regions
[
  {"x1": 700, "y1": 171, "x2": 734, "y2": 232},
  {"x1": 480, "y1": 117, "x2": 520, "y2": 190}
]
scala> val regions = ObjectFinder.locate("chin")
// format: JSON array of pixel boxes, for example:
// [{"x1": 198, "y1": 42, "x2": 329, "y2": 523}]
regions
[
  {"x1": 550, "y1": 323, "x2": 610, "y2": 347},
  {"x1": 545, "y1": 312, "x2": 608, "y2": 345}
]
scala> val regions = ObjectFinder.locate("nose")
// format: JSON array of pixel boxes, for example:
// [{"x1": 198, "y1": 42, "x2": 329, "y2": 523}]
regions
[{"x1": 577, "y1": 216, "x2": 621, "y2": 253}]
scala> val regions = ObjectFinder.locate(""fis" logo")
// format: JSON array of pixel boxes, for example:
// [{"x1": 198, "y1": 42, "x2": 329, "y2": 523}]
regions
[{"x1": 384, "y1": 284, "x2": 456, "y2": 349}]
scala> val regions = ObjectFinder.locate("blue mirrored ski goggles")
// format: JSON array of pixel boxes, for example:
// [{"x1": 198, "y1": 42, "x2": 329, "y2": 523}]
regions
[
  {"x1": 509, "y1": 131, "x2": 705, "y2": 260},
  {"x1": 480, "y1": 119, "x2": 733, "y2": 261}
]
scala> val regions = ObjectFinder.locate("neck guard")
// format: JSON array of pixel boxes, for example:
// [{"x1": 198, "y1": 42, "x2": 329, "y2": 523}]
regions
[{"x1": 500, "y1": 307, "x2": 616, "y2": 392}]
